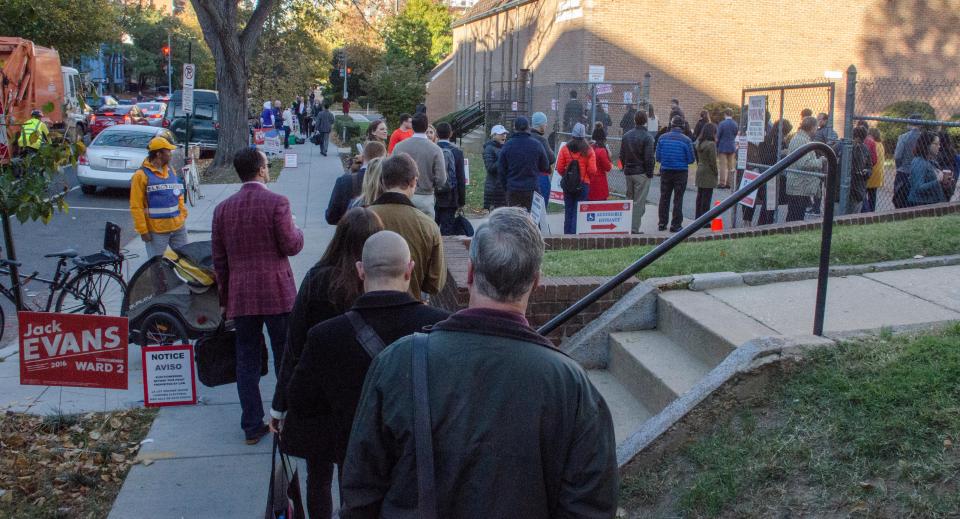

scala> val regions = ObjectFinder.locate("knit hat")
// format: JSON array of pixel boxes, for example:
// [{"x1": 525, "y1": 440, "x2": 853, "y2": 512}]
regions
[
  {"x1": 571, "y1": 123, "x2": 587, "y2": 138},
  {"x1": 531, "y1": 112, "x2": 548, "y2": 127},
  {"x1": 514, "y1": 116, "x2": 530, "y2": 132}
]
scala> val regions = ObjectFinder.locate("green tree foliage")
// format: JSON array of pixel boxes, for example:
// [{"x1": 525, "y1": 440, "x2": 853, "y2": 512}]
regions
[
  {"x1": 0, "y1": 0, "x2": 121, "y2": 62},
  {"x1": 383, "y1": 0, "x2": 452, "y2": 75},
  {"x1": 363, "y1": 63, "x2": 426, "y2": 128},
  {"x1": 327, "y1": 43, "x2": 384, "y2": 103},
  {"x1": 878, "y1": 100, "x2": 937, "y2": 157}
]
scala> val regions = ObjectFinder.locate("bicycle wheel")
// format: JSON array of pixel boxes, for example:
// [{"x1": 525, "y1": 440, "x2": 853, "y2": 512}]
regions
[
  {"x1": 0, "y1": 302, "x2": 5, "y2": 343},
  {"x1": 183, "y1": 166, "x2": 195, "y2": 207},
  {"x1": 188, "y1": 162, "x2": 201, "y2": 203},
  {"x1": 55, "y1": 268, "x2": 126, "y2": 316}
]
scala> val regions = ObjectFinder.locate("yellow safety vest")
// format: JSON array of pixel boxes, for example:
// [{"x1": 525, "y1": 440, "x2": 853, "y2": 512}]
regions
[{"x1": 18, "y1": 118, "x2": 48, "y2": 149}]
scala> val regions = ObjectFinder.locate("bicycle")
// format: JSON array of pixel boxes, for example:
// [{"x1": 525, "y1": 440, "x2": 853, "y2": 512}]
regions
[
  {"x1": 0, "y1": 222, "x2": 131, "y2": 340},
  {"x1": 181, "y1": 150, "x2": 202, "y2": 207}
]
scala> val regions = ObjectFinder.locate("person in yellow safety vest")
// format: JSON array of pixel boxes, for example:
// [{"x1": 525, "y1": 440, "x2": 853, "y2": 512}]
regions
[
  {"x1": 130, "y1": 136, "x2": 188, "y2": 257},
  {"x1": 18, "y1": 109, "x2": 50, "y2": 155}
]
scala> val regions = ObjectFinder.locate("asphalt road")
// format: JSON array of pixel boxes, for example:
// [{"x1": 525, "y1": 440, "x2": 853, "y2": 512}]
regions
[{"x1": 1, "y1": 165, "x2": 139, "y2": 345}]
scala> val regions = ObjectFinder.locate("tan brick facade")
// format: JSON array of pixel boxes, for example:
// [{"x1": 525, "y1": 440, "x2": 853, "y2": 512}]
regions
[{"x1": 431, "y1": 0, "x2": 960, "y2": 125}]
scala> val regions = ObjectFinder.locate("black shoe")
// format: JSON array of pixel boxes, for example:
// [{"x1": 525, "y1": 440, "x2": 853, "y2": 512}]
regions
[
  {"x1": 658, "y1": 224, "x2": 667, "y2": 231},
  {"x1": 244, "y1": 423, "x2": 269, "y2": 445},
  {"x1": 670, "y1": 225, "x2": 683, "y2": 233}
]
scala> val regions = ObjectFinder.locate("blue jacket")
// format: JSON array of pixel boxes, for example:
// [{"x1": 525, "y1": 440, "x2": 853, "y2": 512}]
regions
[
  {"x1": 908, "y1": 156, "x2": 946, "y2": 206},
  {"x1": 497, "y1": 131, "x2": 549, "y2": 192},
  {"x1": 655, "y1": 129, "x2": 695, "y2": 171},
  {"x1": 717, "y1": 117, "x2": 738, "y2": 154}
]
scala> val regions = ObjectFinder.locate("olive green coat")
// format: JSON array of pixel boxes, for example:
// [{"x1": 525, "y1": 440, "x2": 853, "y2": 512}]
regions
[{"x1": 695, "y1": 140, "x2": 719, "y2": 188}]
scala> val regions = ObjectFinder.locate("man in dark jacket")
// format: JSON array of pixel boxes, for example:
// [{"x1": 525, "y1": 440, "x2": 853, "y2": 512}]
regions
[
  {"x1": 325, "y1": 141, "x2": 386, "y2": 225},
  {"x1": 483, "y1": 125, "x2": 508, "y2": 210},
  {"x1": 315, "y1": 103, "x2": 336, "y2": 156},
  {"x1": 620, "y1": 110, "x2": 656, "y2": 233},
  {"x1": 530, "y1": 112, "x2": 556, "y2": 203},
  {"x1": 433, "y1": 122, "x2": 466, "y2": 235},
  {"x1": 620, "y1": 103, "x2": 638, "y2": 134},
  {"x1": 497, "y1": 116, "x2": 549, "y2": 211},
  {"x1": 340, "y1": 207, "x2": 618, "y2": 519},
  {"x1": 284, "y1": 230, "x2": 450, "y2": 519},
  {"x1": 563, "y1": 89, "x2": 584, "y2": 132},
  {"x1": 655, "y1": 115, "x2": 696, "y2": 232}
]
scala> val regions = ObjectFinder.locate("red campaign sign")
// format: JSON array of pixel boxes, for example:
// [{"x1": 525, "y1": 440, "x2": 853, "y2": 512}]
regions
[{"x1": 19, "y1": 312, "x2": 129, "y2": 390}]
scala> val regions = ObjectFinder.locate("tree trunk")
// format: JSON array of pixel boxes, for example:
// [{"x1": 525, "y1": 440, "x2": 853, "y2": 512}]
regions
[{"x1": 212, "y1": 44, "x2": 249, "y2": 169}]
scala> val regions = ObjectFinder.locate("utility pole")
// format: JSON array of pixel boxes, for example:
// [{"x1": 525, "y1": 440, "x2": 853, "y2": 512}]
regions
[{"x1": 167, "y1": 32, "x2": 173, "y2": 95}]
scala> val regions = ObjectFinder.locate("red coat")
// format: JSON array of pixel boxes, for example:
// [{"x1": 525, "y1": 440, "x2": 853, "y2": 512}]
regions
[
  {"x1": 589, "y1": 144, "x2": 612, "y2": 200},
  {"x1": 212, "y1": 182, "x2": 304, "y2": 319}
]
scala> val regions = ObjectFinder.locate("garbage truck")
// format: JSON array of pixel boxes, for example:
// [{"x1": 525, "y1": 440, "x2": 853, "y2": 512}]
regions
[{"x1": 0, "y1": 37, "x2": 85, "y2": 161}]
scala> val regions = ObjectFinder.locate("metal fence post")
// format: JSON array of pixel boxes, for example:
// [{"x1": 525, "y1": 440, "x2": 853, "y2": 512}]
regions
[
  {"x1": 641, "y1": 72, "x2": 651, "y2": 106},
  {"x1": 590, "y1": 84, "x2": 597, "y2": 129},
  {"x1": 838, "y1": 65, "x2": 857, "y2": 215}
]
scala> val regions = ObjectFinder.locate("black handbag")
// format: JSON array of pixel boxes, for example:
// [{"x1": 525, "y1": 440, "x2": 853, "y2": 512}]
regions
[
  {"x1": 195, "y1": 321, "x2": 268, "y2": 387},
  {"x1": 451, "y1": 211, "x2": 475, "y2": 237},
  {"x1": 265, "y1": 435, "x2": 306, "y2": 519}
]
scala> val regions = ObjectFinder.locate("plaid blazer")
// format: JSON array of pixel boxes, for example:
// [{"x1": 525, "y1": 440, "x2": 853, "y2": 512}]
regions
[{"x1": 212, "y1": 182, "x2": 304, "y2": 319}]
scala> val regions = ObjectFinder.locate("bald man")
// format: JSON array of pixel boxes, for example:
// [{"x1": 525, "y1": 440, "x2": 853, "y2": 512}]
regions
[{"x1": 283, "y1": 231, "x2": 450, "y2": 516}]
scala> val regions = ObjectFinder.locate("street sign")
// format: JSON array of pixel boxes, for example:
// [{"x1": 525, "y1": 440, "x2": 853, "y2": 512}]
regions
[
  {"x1": 576, "y1": 201, "x2": 632, "y2": 234},
  {"x1": 746, "y1": 95, "x2": 766, "y2": 144},
  {"x1": 142, "y1": 344, "x2": 197, "y2": 407},
  {"x1": 19, "y1": 312, "x2": 128, "y2": 390},
  {"x1": 182, "y1": 63, "x2": 195, "y2": 115},
  {"x1": 738, "y1": 169, "x2": 761, "y2": 208},
  {"x1": 588, "y1": 65, "x2": 605, "y2": 83}
]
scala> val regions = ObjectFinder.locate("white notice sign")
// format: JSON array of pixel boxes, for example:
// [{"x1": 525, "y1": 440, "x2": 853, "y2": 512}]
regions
[
  {"x1": 142, "y1": 345, "x2": 197, "y2": 407},
  {"x1": 623, "y1": 91, "x2": 633, "y2": 105},
  {"x1": 576, "y1": 201, "x2": 632, "y2": 234},
  {"x1": 736, "y1": 135, "x2": 748, "y2": 170},
  {"x1": 284, "y1": 153, "x2": 298, "y2": 168},
  {"x1": 531, "y1": 192, "x2": 546, "y2": 225},
  {"x1": 746, "y1": 95, "x2": 766, "y2": 144},
  {"x1": 464, "y1": 157, "x2": 470, "y2": 185},
  {"x1": 588, "y1": 65, "x2": 605, "y2": 83},
  {"x1": 182, "y1": 63, "x2": 196, "y2": 116}
]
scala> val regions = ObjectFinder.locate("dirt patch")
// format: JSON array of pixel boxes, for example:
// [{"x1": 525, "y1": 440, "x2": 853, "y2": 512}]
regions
[
  {"x1": 199, "y1": 157, "x2": 284, "y2": 184},
  {"x1": 0, "y1": 408, "x2": 157, "y2": 519}
]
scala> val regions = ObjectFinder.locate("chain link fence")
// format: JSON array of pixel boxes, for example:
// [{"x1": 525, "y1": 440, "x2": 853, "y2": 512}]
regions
[
  {"x1": 484, "y1": 71, "x2": 533, "y2": 135},
  {"x1": 552, "y1": 75, "x2": 651, "y2": 196},
  {"x1": 841, "y1": 69, "x2": 960, "y2": 214}
]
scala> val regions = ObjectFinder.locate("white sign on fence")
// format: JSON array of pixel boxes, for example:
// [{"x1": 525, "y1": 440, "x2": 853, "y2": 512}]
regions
[
  {"x1": 551, "y1": 98, "x2": 558, "y2": 111},
  {"x1": 738, "y1": 169, "x2": 761, "y2": 208},
  {"x1": 182, "y1": 63, "x2": 195, "y2": 115},
  {"x1": 576, "y1": 201, "x2": 632, "y2": 234},
  {"x1": 746, "y1": 95, "x2": 766, "y2": 144},
  {"x1": 736, "y1": 135, "x2": 749, "y2": 170},
  {"x1": 623, "y1": 91, "x2": 633, "y2": 105},
  {"x1": 588, "y1": 65, "x2": 605, "y2": 83},
  {"x1": 596, "y1": 83, "x2": 613, "y2": 95},
  {"x1": 511, "y1": 101, "x2": 518, "y2": 111}
]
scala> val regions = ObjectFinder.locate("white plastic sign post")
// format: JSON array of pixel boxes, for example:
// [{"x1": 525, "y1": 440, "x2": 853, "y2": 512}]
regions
[
  {"x1": 142, "y1": 345, "x2": 197, "y2": 407},
  {"x1": 576, "y1": 201, "x2": 632, "y2": 234}
]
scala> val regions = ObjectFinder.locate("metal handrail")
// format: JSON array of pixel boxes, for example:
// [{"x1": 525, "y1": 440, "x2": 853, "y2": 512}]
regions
[{"x1": 537, "y1": 141, "x2": 840, "y2": 337}]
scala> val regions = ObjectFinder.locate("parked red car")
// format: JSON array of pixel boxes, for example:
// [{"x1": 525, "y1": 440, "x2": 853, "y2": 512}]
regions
[{"x1": 88, "y1": 104, "x2": 149, "y2": 137}]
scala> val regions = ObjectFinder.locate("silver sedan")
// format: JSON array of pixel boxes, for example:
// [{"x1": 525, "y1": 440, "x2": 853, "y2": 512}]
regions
[
  {"x1": 77, "y1": 125, "x2": 184, "y2": 195},
  {"x1": 137, "y1": 102, "x2": 167, "y2": 127}
]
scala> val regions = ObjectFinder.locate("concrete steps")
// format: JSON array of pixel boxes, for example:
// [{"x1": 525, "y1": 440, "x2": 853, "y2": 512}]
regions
[
  {"x1": 586, "y1": 370, "x2": 652, "y2": 444},
  {"x1": 609, "y1": 330, "x2": 711, "y2": 413}
]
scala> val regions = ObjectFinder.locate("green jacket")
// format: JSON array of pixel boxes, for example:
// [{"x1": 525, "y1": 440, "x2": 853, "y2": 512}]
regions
[
  {"x1": 696, "y1": 140, "x2": 719, "y2": 188},
  {"x1": 340, "y1": 309, "x2": 619, "y2": 518},
  {"x1": 369, "y1": 192, "x2": 445, "y2": 298}
]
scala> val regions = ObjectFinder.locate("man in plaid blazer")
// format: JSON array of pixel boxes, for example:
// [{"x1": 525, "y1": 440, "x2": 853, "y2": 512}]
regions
[{"x1": 212, "y1": 147, "x2": 304, "y2": 444}]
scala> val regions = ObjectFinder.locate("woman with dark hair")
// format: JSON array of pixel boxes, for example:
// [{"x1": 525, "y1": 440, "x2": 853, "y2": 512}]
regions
[
  {"x1": 271, "y1": 207, "x2": 383, "y2": 519},
  {"x1": 366, "y1": 119, "x2": 388, "y2": 146},
  {"x1": 589, "y1": 123, "x2": 612, "y2": 200},
  {"x1": 693, "y1": 110, "x2": 710, "y2": 141},
  {"x1": 695, "y1": 123, "x2": 719, "y2": 218},
  {"x1": 647, "y1": 105, "x2": 659, "y2": 133},
  {"x1": 556, "y1": 123, "x2": 597, "y2": 233},
  {"x1": 908, "y1": 130, "x2": 954, "y2": 206},
  {"x1": 936, "y1": 129, "x2": 959, "y2": 201}
]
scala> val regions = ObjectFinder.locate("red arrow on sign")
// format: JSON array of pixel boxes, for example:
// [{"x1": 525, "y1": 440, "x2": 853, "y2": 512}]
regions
[{"x1": 591, "y1": 223, "x2": 617, "y2": 230}]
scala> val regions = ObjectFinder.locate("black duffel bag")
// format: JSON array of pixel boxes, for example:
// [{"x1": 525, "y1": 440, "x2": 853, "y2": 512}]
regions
[{"x1": 195, "y1": 321, "x2": 268, "y2": 387}]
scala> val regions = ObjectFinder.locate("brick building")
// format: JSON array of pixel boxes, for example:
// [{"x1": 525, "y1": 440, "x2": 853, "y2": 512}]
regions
[{"x1": 426, "y1": 0, "x2": 960, "y2": 131}]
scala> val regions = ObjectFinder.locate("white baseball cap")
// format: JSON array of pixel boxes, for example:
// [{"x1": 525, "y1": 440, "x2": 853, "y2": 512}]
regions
[{"x1": 490, "y1": 124, "x2": 508, "y2": 136}]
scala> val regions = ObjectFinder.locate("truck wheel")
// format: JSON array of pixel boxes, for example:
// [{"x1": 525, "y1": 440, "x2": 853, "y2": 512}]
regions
[{"x1": 80, "y1": 184, "x2": 97, "y2": 195}]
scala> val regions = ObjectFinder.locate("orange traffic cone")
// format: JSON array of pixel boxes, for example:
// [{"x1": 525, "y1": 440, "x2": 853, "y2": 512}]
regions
[{"x1": 710, "y1": 201, "x2": 724, "y2": 232}]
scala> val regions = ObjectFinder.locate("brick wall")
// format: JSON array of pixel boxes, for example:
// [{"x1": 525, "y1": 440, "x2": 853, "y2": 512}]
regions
[
  {"x1": 426, "y1": 58, "x2": 456, "y2": 119},
  {"x1": 435, "y1": 0, "x2": 960, "y2": 128}
]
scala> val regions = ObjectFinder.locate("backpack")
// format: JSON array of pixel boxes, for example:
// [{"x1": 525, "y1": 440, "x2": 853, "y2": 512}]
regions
[
  {"x1": 435, "y1": 147, "x2": 458, "y2": 194},
  {"x1": 560, "y1": 155, "x2": 583, "y2": 195}
]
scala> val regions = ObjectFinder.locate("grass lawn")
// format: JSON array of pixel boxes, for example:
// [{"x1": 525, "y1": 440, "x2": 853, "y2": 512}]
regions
[
  {"x1": 542, "y1": 214, "x2": 960, "y2": 277},
  {"x1": 620, "y1": 325, "x2": 960, "y2": 517},
  {"x1": 464, "y1": 151, "x2": 565, "y2": 216}
]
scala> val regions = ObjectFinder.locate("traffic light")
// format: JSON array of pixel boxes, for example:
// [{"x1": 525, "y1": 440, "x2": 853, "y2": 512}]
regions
[
  {"x1": 346, "y1": 67, "x2": 352, "y2": 75},
  {"x1": 162, "y1": 45, "x2": 170, "y2": 57}
]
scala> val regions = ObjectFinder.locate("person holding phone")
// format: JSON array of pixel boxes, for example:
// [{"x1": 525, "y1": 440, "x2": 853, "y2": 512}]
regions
[{"x1": 908, "y1": 130, "x2": 954, "y2": 206}]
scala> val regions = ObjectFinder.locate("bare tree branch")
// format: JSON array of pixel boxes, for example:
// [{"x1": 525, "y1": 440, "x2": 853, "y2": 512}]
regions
[{"x1": 240, "y1": 0, "x2": 279, "y2": 58}]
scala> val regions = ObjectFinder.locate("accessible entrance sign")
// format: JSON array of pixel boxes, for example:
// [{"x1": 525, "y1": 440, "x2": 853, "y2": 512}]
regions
[
  {"x1": 142, "y1": 344, "x2": 197, "y2": 407},
  {"x1": 19, "y1": 312, "x2": 128, "y2": 389},
  {"x1": 738, "y1": 170, "x2": 762, "y2": 208},
  {"x1": 576, "y1": 201, "x2": 632, "y2": 234}
]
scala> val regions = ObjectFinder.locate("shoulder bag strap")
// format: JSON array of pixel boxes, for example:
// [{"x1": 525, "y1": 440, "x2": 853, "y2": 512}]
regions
[
  {"x1": 412, "y1": 332, "x2": 438, "y2": 519},
  {"x1": 346, "y1": 311, "x2": 387, "y2": 359}
]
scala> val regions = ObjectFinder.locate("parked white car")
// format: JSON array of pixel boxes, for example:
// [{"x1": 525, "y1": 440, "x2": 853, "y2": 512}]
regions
[
  {"x1": 137, "y1": 102, "x2": 167, "y2": 127},
  {"x1": 77, "y1": 125, "x2": 184, "y2": 195}
]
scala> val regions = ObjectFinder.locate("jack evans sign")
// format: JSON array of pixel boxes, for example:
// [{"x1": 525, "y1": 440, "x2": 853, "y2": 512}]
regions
[{"x1": 19, "y1": 312, "x2": 129, "y2": 390}]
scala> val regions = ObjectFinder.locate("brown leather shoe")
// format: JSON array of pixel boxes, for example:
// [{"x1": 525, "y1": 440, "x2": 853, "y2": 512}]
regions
[{"x1": 245, "y1": 423, "x2": 269, "y2": 445}]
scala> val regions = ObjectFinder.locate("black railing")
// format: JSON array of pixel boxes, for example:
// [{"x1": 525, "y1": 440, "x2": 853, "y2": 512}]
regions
[
  {"x1": 450, "y1": 101, "x2": 484, "y2": 140},
  {"x1": 537, "y1": 142, "x2": 840, "y2": 337}
]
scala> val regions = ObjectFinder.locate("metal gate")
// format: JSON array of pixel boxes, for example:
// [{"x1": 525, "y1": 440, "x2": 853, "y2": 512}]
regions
[
  {"x1": 485, "y1": 69, "x2": 533, "y2": 134},
  {"x1": 736, "y1": 80, "x2": 836, "y2": 226}
]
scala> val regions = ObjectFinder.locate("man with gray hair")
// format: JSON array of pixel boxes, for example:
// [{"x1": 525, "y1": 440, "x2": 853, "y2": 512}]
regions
[
  {"x1": 341, "y1": 207, "x2": 618, "y2": 518},
  {"x1": 285, "y1": 230, "x2": 450, "y2": 517}
]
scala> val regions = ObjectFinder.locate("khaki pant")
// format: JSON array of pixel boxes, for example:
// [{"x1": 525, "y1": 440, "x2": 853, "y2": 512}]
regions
[
  {"x1": 624, "y1": 174, "x2": 651, "y2": 233},
  {"x1": 718, "y1": 153, "x2": 736, "y2": 186}
]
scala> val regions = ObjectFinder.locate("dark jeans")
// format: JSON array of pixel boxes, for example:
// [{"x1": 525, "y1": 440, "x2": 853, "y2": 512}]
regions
[
  {"x1": 538, "y1": 175, "x2": 552, "y2": 204},
  {"x1": 283, "y1": 126, "x2": 291, "y2": 149},
  {"x1": 893, "y1": 170, "x2": 910, "y2": 208},
  {"x1": 695, "y1": 187, "x2": 714, "y2": 219},
  {"x1": 507, "y1": 190, "x2": 535, "y2": 211},
  {"x1": 658, "y1": 170, "x2": 687, "y2": 229},
  {"x1": 306, "y1": 458, "x2": 336, "y2": 519},
  {"x1": 563, "y1": 184, "x2": 590, "y2": 234},
  {"x1": 317, "y1": 132, "x2": 330, "y2": 155},
  {"x1": 786, "y1": 195, "x2": 810, "y2": 222},
  {"x1": 435, "y1": 206, "x2": 457, "y2": 235},
  {"x1": 863, "y1": 187, "x2": 878, "y2": 212},
  {"x1": 233, "y1": 313, "x2": 287, "y2": 438}
]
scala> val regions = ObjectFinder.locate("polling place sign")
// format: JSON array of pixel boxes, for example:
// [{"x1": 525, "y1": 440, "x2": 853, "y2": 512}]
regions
[
  {"x1": 142, "y1": 344, "x2": 197, "y2": 407},
  {"x1": 576, "y1": 201, "x2": 632, "y2": 234},
  {"x1": 19, "y1": 312, "x2": 128, "y2": 389}
]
